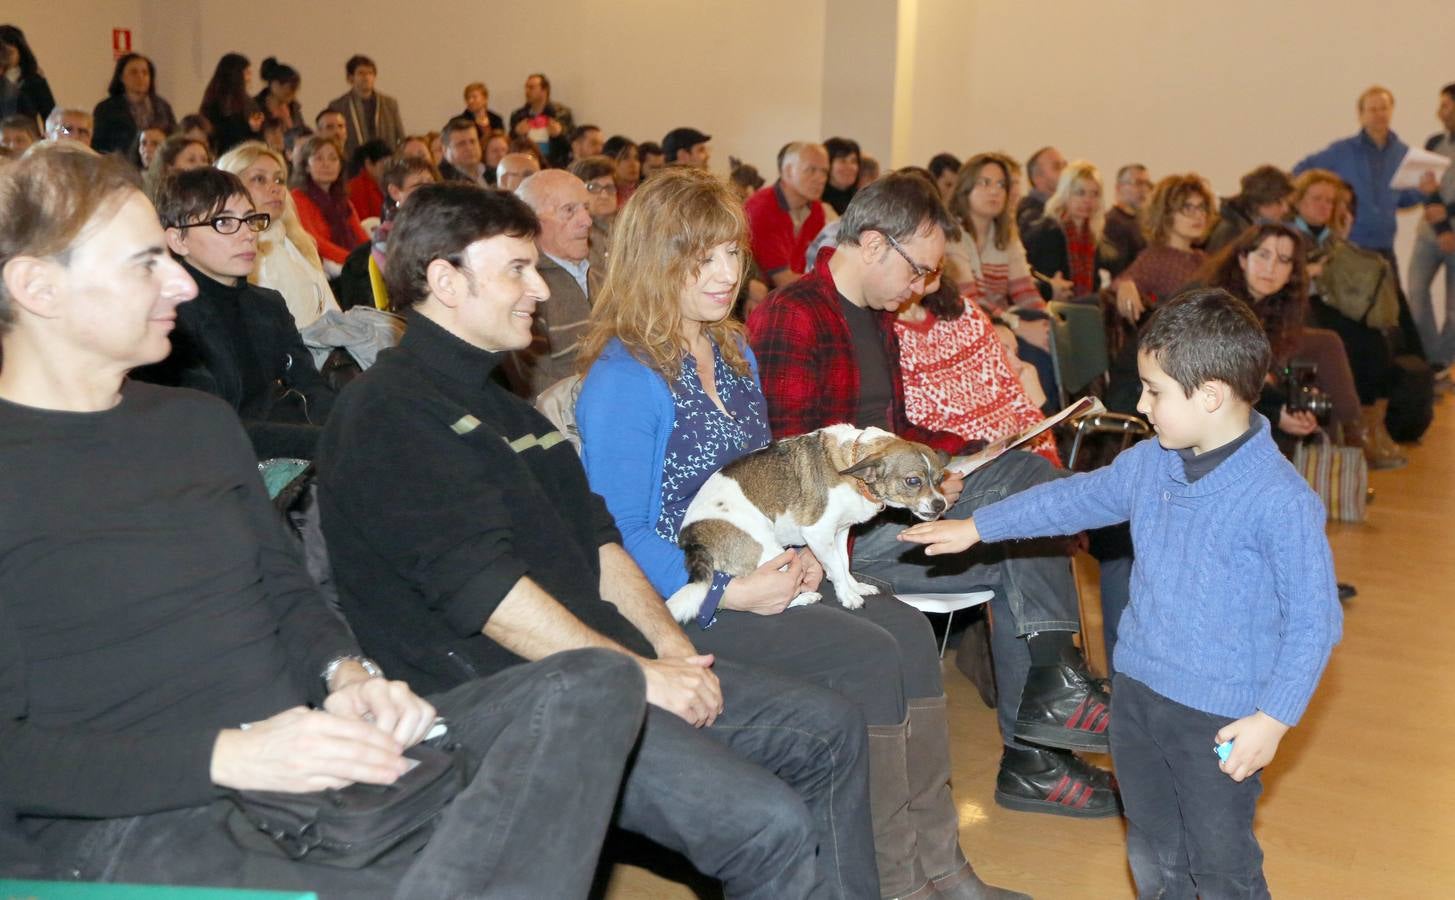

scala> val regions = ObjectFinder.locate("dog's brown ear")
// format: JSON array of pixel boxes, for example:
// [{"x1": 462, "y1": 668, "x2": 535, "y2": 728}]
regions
[
  {"x1": 932, "y1": 449, "x2": 951, "y2": 469},
  {"x1": 840, "y1": 454, "x2": 886, "y2": 483}
]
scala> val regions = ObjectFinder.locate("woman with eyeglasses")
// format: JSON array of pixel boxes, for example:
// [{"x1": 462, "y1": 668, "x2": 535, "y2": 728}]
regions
[
  {"x1": 217, "y1": 141, "x2": 339, "y2": 329},
  {"x1": 1022, "y1": 160, "x2": 1108, "y2": 301},
  {"x1": 290, "y1": 134, "x2": 368, "y2": 274},
  {"x1": 569, "y1": 154, "x2": 618, "y2": 276},
  {"x1": 1111, "y1": 174, "x2": 1215, "y2": 323},
  {"x1": 133, "y1": 168, "x2": 336, "y2": 459}
]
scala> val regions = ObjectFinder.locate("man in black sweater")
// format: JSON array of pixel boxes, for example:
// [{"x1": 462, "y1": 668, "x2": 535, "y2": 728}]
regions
[
  {"x1": 316, "y1": 182, "x2": 880, "y2": 897},
  {"x1": 0, "y1": 147, "x2": 650, "y2": 897}
]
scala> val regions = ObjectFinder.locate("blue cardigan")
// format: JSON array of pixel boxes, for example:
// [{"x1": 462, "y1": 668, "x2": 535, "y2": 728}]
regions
[
  {"x1": 1294, "y1": 129, "x2": 1425, "y2": 251},
  {"x1": 576, "y1": 337, "x2": 762, "y2": 598},
  {"x1": 975, "y1": 415, "x2": 1342, "y2": 727}
]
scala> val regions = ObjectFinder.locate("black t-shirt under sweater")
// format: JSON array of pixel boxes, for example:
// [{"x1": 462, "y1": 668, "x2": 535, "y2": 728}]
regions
[
  {"x1": 316, "y1": 313, "x2": 654, "y2": 696},
  {"x1": 838, "y1": 293, "x2": 894, "y2": 430},
  {"x1": 0, "y1": 383, "x2": 356, "y2": 823}
]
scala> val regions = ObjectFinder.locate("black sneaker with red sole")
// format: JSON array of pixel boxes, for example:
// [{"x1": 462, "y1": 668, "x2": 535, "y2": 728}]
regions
[
  {"x1": 995, "y1": 746, "x2": 1120, "y2": 819},
  {"x1": 1013, "y1": 660, "x2": 1112, "y2": 752}
]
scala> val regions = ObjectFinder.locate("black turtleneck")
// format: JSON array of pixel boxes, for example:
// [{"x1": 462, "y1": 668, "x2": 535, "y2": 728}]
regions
[
  {"x1": 316, "y1": 313, "x2": 654, "y2": 694},
  {"x1": 1177, "y1": 414, "x2": 1259, "y2": 483}
]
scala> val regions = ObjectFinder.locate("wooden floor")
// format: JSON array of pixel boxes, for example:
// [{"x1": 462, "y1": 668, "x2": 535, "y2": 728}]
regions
[{"x1": 604, "y1": 396, "x2": 1455, "y2": 900}]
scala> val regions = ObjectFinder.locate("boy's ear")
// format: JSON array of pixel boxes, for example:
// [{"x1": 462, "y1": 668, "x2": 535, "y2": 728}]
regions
[{"x1": 1199, "y1": 380, "x2": 1228, "y2": 413}]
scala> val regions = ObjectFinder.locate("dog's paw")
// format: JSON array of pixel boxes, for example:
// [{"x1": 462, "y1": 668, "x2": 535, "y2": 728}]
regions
[
  {"x1": 852, "y1": 579, "x2": 881, "y2": 596},
  {"x1": 836, "y1": 590, "x2": 866, "y2": 610},
  {"x1": 666, "y1": 584, "x2": 708, "y2": 624},
  {"x1": 787, "y1": 591, "x2": 822, "y2": 608}
]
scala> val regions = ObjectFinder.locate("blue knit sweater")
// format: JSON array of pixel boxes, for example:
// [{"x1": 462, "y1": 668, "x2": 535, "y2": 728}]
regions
[
  {"x1": 975, "y1": 415, "x2": 1342, "y2": 726},
  {"x1": 1294, "y1": 129, "x2": 1426, "y2": 251}
]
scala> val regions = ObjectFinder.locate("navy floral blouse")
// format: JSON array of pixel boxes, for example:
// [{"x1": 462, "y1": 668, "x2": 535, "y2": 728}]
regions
[{"x1": 655, "y1": 341, "x2": 773, "y2": 543}]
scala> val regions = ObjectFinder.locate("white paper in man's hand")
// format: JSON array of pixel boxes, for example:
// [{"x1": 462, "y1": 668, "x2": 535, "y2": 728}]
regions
[{"x1": 1390, "y1": 147, "x2": 1451, "y2": 190}]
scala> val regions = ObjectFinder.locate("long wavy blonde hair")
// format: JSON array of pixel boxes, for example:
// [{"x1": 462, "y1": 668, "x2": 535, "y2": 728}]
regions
[
  {"x1": 216, "y1": 140, "x2": 324, "y2": 272},
  {"x1": 577, "y1": 167, "x2": 750, "y2": 383}
]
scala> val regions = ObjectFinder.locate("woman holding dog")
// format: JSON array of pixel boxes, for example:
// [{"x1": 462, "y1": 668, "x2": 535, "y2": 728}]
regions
[{"x1": 576, "y1": 167, "x2": 1027, "y2": 900}]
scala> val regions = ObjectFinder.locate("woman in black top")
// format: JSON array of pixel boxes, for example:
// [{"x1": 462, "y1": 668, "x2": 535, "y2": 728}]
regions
[
  {"x1": 92, "y1": 53, "x2": 178, "y2": 161},
  {"x1": 199, "y1": 52, "x2": 262, "y2": 156},
  {"x1": 254, "y1": 57, "x2": 302, "y2": 131},
  {"x1": 0, "y1": 24, "x2": 54, "y2": 127}
]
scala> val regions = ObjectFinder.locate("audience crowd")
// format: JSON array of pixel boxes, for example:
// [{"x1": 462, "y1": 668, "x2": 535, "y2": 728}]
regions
[{"x1": 0, "y1": 26, "x2": 1450, "y2": 898}]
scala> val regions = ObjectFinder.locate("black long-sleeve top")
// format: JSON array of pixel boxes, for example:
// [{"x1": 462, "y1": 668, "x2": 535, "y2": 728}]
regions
[
  {"x1": 316, "y1": 313, "x2": 654, "y2": 696},
  {"x1": 0, "y1": 384, "x2": 358, "y2": 825}
]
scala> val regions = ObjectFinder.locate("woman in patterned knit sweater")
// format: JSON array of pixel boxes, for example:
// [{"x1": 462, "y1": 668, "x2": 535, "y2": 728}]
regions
[
  {"x1": 1112, "y1": 173, "x2": 1215, "y2": 323},
  {"x1": 943, "y1": 152, "x2": 1044, "y2": 313}
]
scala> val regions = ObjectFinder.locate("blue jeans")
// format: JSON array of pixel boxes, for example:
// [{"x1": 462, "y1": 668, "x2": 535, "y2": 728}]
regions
[
  {"x1": 851, "y1": 449, "x2": 1080, "y2": 747},
  {"x1": 1112, "y1": 674, "x2": 1269, "y2": 900},
  {"x1": 1407, "y1": 234, "x2": 1455, "y2": 366}
]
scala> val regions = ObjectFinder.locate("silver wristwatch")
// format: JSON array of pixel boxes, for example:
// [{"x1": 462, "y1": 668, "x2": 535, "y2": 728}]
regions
[{"x1": 322, "y1": 655, "x2": 384, "y2": 690}]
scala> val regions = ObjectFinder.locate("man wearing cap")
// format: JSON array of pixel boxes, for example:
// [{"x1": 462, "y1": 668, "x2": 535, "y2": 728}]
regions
[{"x1": 663, "y1": 127, "x2": 711, "y2": 169}]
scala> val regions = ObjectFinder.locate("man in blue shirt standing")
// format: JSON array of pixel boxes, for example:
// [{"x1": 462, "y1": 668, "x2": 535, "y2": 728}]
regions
[{"x1": 1295, "y1": 85, "x2": 1440, "y2": 357}]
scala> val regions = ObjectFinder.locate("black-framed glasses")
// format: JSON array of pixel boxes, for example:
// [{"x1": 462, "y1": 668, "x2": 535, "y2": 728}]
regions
[
  {"x1": 177, "y1": 213, "x2": 271, "y2": 235},
  {"x1": 884, "y1": 233, "x2": 942, "y2": 286}
]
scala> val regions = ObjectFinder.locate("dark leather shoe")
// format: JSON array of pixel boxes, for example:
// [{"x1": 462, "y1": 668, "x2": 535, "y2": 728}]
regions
[
  {"x1": 1013, "y1": 658, "x2": 1111, "y2": 752},
  {"x1": 995, "y1": 746, "x2": 1120, "y2": 819}
]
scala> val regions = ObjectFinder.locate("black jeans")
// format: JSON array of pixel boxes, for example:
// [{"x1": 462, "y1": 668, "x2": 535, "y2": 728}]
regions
[
  {"x1": 1112, "y1": 674, "x2": 1269, "y2": 900},
  {"x1": 852, "y1": 449, "x2": 1080, "y2": 748},
  {"x1": 27, "y1": 649, "x2": 648, "y2": 899}
]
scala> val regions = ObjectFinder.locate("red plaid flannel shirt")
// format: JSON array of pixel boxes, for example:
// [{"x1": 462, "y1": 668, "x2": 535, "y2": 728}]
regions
[{"x1": 745, "y1": 249, "x2": 974, "y2": 455}]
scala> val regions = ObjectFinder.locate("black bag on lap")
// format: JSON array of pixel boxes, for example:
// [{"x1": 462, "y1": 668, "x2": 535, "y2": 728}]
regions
[{"x1": 1386, "y1": 354, "x2": 1434, "y2": 443}]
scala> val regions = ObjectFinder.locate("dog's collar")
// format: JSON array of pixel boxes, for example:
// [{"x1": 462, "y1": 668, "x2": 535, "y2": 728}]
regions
[{"x1": 847, "y1": 430, "x2": 884, "y2": 507}]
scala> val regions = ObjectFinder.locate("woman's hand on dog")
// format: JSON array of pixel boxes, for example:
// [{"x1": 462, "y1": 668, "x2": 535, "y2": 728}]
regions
[
  {"x1": 639, "y1": 654, "x2": 724, "y2": 727},
  {"x1": 796, "y1": 548, "x2": 825, "y2": 594},
  {"x1": 897, "y1": 518, "x2": 982, "y2": 556},
  {"x1": 721, "y1": 550, "x2": 805, "y2": 616}
]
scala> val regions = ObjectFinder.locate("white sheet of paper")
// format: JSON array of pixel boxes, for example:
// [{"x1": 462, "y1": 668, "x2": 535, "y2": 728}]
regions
[{"x1": 1389, "y1": 147, "x2": 1451, "y2": 190}]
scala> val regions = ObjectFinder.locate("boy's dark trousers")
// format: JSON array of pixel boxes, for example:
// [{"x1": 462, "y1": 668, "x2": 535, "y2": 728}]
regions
[{"x1": 1111, "y1": 674, "x2": 1270, "y2": 900}]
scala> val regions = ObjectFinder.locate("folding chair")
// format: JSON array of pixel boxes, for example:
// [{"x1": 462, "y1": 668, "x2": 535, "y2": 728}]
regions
[{"x1": 1047, "y1": 299, "x2": 1151, "y2": 470}]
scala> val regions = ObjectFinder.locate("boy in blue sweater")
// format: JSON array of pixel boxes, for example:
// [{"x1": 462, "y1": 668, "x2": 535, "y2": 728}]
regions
[{"x1": 900, "y1": 287, "x2": 1342, "y2": 898}]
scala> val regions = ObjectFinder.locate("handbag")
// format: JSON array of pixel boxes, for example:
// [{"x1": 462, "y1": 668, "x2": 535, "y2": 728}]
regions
[
  {"x1": 1292, "y1": 430, "x2": 1367, "y2": 523},
  {"x1": 226, "y1": 740, "x2": 467, "y2": 868}
]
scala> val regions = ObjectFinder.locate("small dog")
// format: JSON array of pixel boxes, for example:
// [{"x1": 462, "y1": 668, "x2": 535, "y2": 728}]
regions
[{"x1": 667, "y1": 425, "x2": 948, "y2": 622}]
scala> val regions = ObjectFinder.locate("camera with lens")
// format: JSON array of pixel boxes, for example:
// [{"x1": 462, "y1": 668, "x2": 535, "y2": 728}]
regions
[{"x1": 1280, "y1": 362, "x2": 1334, "y2": 422}]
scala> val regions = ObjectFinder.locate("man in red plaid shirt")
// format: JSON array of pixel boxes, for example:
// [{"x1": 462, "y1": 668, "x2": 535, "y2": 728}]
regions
[{"x1": 747, "y1": 172, "x2": 1120, "y2": 820}]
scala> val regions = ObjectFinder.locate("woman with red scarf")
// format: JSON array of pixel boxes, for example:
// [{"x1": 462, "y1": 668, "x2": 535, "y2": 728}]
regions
[
  {"x1": 1022, "y1": 160, "x2": 1108, "y2": 300},
  {"x1": 290, "y1": 134, "x2": 368, "y2": 274}
]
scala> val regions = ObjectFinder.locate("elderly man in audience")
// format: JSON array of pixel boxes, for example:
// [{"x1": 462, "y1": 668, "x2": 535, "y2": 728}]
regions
[
  {"x1": 507, "y1": 169, "x2": 597, "y2": 399},
  {"x1": 497, "y1": 150, "x2": 541, "y2": 192},
  {"x1": 0, "y1": 143, "x2": 651, "y2": 900},
  {"x1": 1103, "y1": 163, "x2": 1152, "y2": 277},
  {"x1": 1016, "y1": 145, "x2": 1066, "y2": 233},
  {"x1": 436, "y1": 115, "x2": 487, "y2": 186},
  {"x1": 324, "y1": 54, "x2": 405, "y2": 157},
  {"x1": 663, "y1": 126, "x2": 711, "y2": 168},
  {"x1": 748, "y1": 173, "x2": 1122, "y2": 821},
  {"x1": 744, "y1": 141, "x2": 836, "y2": 288},
  {"x1": 509, "y1": 72, "x2": 574, "y2": 167},
  {"x1": 315, "y1": 180, "x2": 877, "y2": 899},
  {"x1": 44, "y1": 107, "x2": 93, "y2": 146}
]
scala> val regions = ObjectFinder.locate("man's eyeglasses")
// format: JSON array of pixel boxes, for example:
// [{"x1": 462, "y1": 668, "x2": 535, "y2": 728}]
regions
[
  {"x1": 176, "y1": 213, "x2": 271, "y2": 235},
  {"x1": 884, "y1": 233, "x2": 942, "y2": 286}
]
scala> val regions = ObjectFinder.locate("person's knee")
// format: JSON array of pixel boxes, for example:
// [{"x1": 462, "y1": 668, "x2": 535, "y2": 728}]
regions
[{"x1": 540, "y1": 648, "x2": 647, "y2": 717}]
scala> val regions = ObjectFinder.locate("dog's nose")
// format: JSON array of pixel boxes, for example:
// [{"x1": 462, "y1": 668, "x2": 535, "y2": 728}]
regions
[{"x1": 931, "y1": 498, "x2": 946, "y2": 514}]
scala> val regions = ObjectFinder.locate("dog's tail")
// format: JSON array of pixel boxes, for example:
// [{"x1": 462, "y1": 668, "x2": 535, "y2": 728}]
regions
[{"x1": 665, "y1": 525, "x2": 716, "y2": 624}]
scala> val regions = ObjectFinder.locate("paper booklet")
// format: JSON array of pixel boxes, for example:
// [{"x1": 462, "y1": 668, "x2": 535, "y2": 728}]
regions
[
  {"x1": 1389, "y1": 146, "x2": 1451, "y2": 191},
  {"x1": 946, "y1": 395, "x2": 1105, "y2": 477}
]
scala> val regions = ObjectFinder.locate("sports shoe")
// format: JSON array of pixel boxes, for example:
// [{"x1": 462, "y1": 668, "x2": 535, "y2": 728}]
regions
[
  {"x1": 995, "y1": 746, "x2": 1120, "y2": 819},
  {"x1": 1013, "y1": 656, "x2": 1112, "y2": 752}
]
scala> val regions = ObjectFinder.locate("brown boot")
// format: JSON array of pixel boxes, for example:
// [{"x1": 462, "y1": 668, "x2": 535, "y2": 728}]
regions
[
  {"x1": 1360, "y1": 401, "x2": 1408, "y2": 470},
  {"x1": 869, "y1": 718, "x2": 934, "y2": 899},
  {"x1": 906, "y1": 697, "x2": 1032, "y2": 899}
]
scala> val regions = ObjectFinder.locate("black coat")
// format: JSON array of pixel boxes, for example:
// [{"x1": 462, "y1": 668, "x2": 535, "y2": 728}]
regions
[
  {"x1": 91, "y1": 93, "x2": 177, "y2": 159},
  {"x1": 132, "y1": 261, "x2": 336, "y2": 459}
]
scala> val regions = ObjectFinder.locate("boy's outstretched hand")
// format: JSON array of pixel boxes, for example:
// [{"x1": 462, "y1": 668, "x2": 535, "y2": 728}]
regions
[
  {"x1": 1215, "y1": 711, "x2": 1290, "y2": 782},
  {"x1": 898, "y1": 518, "x2": 982, "y2": 556}
]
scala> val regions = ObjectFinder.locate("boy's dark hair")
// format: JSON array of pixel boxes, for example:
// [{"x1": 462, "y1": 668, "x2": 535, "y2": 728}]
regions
[
  {"x1": 837, "y1": 171, "x2": 961, "y2": 247},
  {"x1": 154, "y1": 168, "x2": 252, "y2": 229},
  {"x1": 346, "y1": 55, "x2": 376, "y2": 76},
  {"x1": 386, "y1": 182, "x2": 540, "y2": 310},
  {"x1": 1138, "y1": 287, "x2": 1270, "y2": 403}
]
